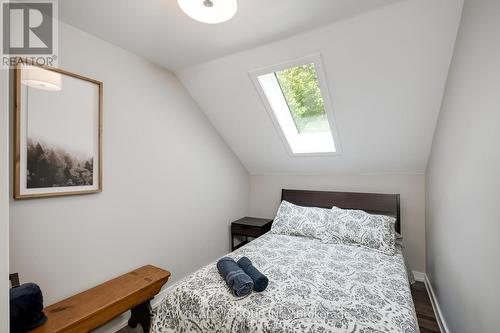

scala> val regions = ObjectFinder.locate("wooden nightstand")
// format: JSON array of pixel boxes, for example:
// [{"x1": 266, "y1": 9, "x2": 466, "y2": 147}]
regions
[{"x1": 231, "y1": 217, "x2": 273, "y2": 251}]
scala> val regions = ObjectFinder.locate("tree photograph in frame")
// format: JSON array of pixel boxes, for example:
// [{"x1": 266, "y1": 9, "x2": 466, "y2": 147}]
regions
[{"x1": 14, "y1": 59, "x2": 103, "y2": 199}]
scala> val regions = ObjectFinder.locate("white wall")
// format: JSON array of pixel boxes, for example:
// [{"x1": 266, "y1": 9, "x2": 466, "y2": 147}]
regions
[
  {"x1": 1, "y1": 67, "x2": 10, "y2": 333},
  {"x1": 426, "y1": 0, "x2": 500, "y2": 332},
  {"x1": 250, "y1": 174, "x2": 425, "y2": 273},
  {"x1": 9, "y1": 21, "x2": 249, "y2": 310}
]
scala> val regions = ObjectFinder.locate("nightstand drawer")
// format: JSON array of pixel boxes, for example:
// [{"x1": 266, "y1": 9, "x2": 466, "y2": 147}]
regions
[{"x1": 231, "y1": 224, "x2": 267, "y2": 237}]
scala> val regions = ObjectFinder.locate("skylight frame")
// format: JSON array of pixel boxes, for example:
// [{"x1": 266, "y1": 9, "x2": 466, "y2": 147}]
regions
[{"x1": 250, "y1": 54, "x2": 342, "y2": 157}]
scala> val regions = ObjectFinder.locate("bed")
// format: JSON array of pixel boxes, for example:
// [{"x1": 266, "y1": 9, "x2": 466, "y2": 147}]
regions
[{"x1": 151, "y1": 190, "x2": 419, "y2": 333}]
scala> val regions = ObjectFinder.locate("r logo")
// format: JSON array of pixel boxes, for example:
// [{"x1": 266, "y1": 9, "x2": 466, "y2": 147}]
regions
[{"x1": 2, "y1": 2, "x2": 53, "y2": 54}]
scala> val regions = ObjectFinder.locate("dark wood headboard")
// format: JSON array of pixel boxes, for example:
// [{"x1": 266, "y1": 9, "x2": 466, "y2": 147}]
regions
[{"x1": 281, "y1": 189, "x2": 401, "y2": 233}]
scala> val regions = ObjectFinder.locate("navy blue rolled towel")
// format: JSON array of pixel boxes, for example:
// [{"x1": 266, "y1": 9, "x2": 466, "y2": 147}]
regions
[
  {"x1": 237, "y1": 256, "x2": 269, "y2": 292},
  {"x1": 216, "y1": 257, "x2": 254, "y2": 297}
]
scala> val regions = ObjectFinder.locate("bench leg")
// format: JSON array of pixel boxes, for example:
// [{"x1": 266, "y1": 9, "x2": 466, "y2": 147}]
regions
[{"x1": 128, "y1": 300, "x2": 152, "y2": 332}]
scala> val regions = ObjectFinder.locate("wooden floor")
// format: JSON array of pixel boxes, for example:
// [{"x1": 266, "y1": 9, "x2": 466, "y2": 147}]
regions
[
  {"x1": 117, "y1": 281, "x2": 439, "y2": 333},
  {"x1": 117, "y1": 325, "x2": 142, "y2": 333},
  {"x1": 412, "y1": 281, "x2": 440, "y2": 333}
]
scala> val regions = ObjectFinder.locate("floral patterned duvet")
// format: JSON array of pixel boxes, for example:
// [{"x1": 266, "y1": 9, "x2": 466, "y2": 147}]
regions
[{"x1": 151, "y1": 233, "x2": 419, "y2": 333}]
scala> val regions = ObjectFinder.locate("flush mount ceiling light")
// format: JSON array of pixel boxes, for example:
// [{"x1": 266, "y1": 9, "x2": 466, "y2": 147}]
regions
[
  {"x1": 21, "y1": 65, "x2": 62, "y2": 91},
  {"x1": 177, "y1": 0, "x2": 238, "y2": 24}
]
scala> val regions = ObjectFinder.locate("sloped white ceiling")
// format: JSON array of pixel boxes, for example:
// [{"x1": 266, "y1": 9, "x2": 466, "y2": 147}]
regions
[
  {"x1": 59, "y1": 0, "x2": 401, "y2": 70},
  {"x1": 177, "y1": 0, "x2": 464, "y2": 175}
]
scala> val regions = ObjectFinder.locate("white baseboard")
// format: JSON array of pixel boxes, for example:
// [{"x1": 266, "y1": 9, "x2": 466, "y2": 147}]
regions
[
  {"x1": 424, "y1": 274, "x2": 450, "y2": 333},
  {"x1": 412, "y1": 271, "x2": 425, "y2": 282},
  {"x1": 92, "y1": 313, "x2": 130, "y2": 333}
]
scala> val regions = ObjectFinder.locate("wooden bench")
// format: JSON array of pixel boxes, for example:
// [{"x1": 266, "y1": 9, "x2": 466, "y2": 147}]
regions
[{"x1": 30, "y1": 265, "x2": 170, "y2": 333}]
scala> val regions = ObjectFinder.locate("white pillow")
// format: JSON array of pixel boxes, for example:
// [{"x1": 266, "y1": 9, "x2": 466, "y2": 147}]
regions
[
  {"x1": 324, "y1": 206, "x2": 396, "y2": 255},
  {"x1": 271, "y1": 201, "x2": 331, "y2": 240}
]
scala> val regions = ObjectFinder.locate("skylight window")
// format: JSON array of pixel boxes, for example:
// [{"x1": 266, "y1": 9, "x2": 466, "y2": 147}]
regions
[
  {"x1": 275, "y1": 64, "x2": 329, "y2": 133},
  {"x1": 251, "y1": 55, "x2": 340, "y2": 155}
]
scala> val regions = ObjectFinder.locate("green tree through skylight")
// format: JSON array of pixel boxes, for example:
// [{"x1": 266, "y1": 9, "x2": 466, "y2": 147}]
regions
[{"x1": 275, "y1": 63, "x2": 329, "y2": 133}]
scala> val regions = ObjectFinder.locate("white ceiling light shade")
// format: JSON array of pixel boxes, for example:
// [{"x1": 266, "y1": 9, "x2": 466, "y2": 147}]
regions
[
  {"x1": 177, "y1": 0, "x2": 238, "y2": 24},
  {"x1": 21, "y1": 65, "x2": 62, "y2": 91}
]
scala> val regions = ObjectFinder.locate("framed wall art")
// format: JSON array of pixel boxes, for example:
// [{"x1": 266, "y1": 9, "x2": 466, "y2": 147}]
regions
[{"x1": 14, "y1": 59, "x2": 103, "y2": 199}]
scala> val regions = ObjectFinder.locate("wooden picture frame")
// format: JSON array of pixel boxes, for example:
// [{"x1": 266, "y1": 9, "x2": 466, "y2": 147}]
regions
[{"x1": 14, "y1": 58, "x2": 103, "y2": 199}]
